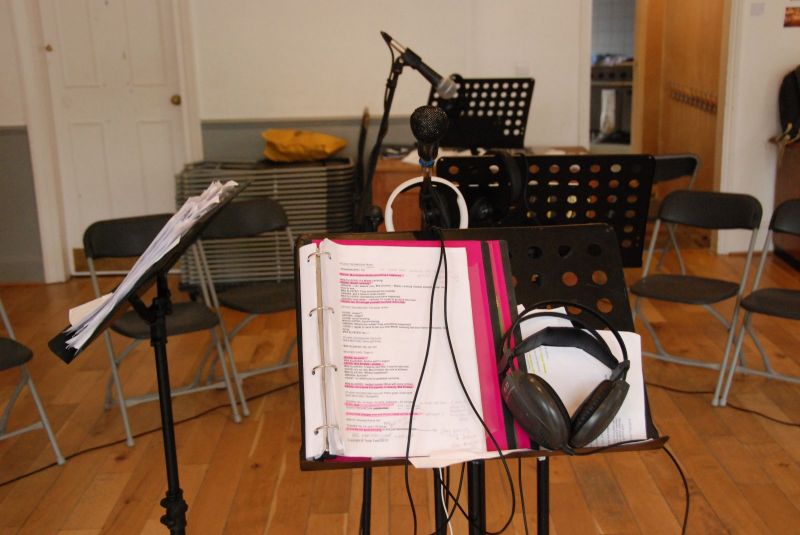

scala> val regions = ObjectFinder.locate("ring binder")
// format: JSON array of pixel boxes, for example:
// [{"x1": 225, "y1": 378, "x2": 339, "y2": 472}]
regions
[
  {"x1": 311, "y1": 363, "x2": 338, "y2": 375},
  {"x1": 308, "y1": 306, "x2": 334, "y2": 317}
]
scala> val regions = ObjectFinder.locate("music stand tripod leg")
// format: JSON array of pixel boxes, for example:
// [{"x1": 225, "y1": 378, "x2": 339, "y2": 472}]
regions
[{"x1": 132, "y1": 273, "x2": 189, "y2": 534}]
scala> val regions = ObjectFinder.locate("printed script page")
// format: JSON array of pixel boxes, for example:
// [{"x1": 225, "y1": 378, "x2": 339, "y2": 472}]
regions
[{"x1": 320, "y1": 239, "x2": 486, "y2": 458}]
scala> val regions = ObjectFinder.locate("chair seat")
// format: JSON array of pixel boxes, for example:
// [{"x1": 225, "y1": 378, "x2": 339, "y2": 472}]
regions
[
  {"x1": 741, "y1": 288, "x2": 800, "y2": 320},
  {"x1": 0, "y1": 338, "x2": 33, "y2": 371},
  {"x1": 630, "y1": 274, "x2": 739, "y2": 305},
  {"x1": 111, "y1": 301, "x2": 219, "y2": 339},
  {"x1": 217, "y1": 281, "x2": 296, "y2": 315}
]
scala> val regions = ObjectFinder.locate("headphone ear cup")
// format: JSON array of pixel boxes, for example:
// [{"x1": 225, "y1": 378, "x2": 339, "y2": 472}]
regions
[
  {"x1": 569, "y1": 379, "x2": 630, "y2": 448},
  {"x1": 501, "y1": 370, "x2": 571, "y2": 450}
]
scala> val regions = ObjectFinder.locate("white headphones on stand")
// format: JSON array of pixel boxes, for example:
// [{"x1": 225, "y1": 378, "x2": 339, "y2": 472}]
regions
[{"x1": 384, "y1": 175, "x2": 469, "y2": 231}]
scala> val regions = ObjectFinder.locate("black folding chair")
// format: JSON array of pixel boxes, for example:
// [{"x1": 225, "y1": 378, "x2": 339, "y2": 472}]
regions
[
  {"x1": 715, "y1": 199, "x2": 800, "y2": 406},
  {"x1": 651, "y1": 154, "x2": 700, "y2": 273},
  {"x1": 193, "y1": 198, "x2": 296, "y2": 416},
  {"x1": 84, "y1": 214, "x2": 241, "y2": 446},
  {"x1": 631, "y1": 190, "x2": 762, "y2": 401},
  {"x1": 0, "y1": 297, "x2": 65, "y2": 464}
]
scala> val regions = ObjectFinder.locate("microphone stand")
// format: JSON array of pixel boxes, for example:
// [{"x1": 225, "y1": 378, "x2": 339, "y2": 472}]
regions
[{"x1": 357, "y1": 56, "x2": 405, "y2": 231}]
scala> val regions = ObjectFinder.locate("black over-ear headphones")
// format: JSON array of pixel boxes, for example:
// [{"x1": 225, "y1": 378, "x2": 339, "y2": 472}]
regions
[{"x1": 498, "y1": 302, "x2": 629, "y2": 452}]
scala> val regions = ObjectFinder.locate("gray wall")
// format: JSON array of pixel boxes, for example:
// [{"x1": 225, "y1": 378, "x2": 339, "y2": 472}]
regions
[
  {"x1": 0, "y1": 127, "x2": 44, "y2": 283},
  {"x1": 201, "y1": 116, "x2": 414, "y2": 162}
]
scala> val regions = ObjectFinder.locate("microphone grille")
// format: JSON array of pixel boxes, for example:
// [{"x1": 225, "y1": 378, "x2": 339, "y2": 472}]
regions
[{"x1": 410, "y1": 106, "x2": 449, "y2": 144}]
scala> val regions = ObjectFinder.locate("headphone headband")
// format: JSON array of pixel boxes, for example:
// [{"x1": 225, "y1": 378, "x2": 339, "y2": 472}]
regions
[{"x1": 500, "y1": 302, "x2": 628, "y2": 379}]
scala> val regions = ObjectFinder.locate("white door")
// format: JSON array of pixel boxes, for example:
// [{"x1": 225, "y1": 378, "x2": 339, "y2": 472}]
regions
[{"x1": 39, "y1": 0, "x2": 187, "y2": 271}]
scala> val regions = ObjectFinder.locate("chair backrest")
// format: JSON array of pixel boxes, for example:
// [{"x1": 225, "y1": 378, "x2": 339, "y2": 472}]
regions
[
  {"x1": 659, "y1": 190, "x2": 762, "y2": 230},
  {"x1": 83, "y1": 214, "x2": 173, "y2": 259},
  {"x1": 201, "y1": 198, "x2": 288, "y2": 240},
  {"x1": 770, "y1": 198, "x2": 800, "y2": 236},
  {"x1": 652, "y1": 154, "x2": 699, "y2": 187}
]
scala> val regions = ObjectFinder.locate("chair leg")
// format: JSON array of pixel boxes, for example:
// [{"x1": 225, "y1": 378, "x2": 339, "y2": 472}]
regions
[
  {"x1": 712, "y1": 307, "x2": 745, "y2": 405},
  {"x1": 24, "y1": 366, "x2": 65, "y2": 465},
  {"x1": 210, "y1": 328, "x2": 241, "y2": 423},
  {"x1": 217, "y1": 319, "x2": 249, "y2": 417},
  {"x1": 103, "y1": 340, "x2": 139, "y2": 410},
  {"x1": 715, "y1": 313, "x2": 751, "y2": 406},
  {"x1": 102, "y1": 331, "x2": 135, "y2": 447},
  {"x1": 636, "y1": 300, "x2": 720, "y2": 370},
  {"x1": 0, "y1": 375, "x2": 27, "y2": 434}
]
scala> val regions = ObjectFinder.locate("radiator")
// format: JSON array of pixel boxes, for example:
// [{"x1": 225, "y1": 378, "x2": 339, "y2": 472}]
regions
[{"x1": 176, "y1": 159, "x2": 355, "y2": 287}]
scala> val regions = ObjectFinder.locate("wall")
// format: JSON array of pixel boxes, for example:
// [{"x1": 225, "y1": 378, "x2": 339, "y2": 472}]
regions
[
  {"x1": 718, "y1": 0, "x2": 800, "y2": 253},
  {"x1": 190, "y1": 0, "x2": 592, "y2": 152},
  {"x1": 0, "y1": 0, "x2": 44, "y2": 283}
]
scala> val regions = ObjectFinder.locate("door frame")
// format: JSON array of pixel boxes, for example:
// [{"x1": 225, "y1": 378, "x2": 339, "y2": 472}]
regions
[{"x1": 9, "y1": 0, "x2": 203, "y2": 282}]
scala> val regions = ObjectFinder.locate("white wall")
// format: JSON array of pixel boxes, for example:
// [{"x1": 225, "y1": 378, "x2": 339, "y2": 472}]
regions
[
  {"x1": 719, "y1": 0, "x2": 800, "y2": 253},
  {"x1": 0, "y1": 0, "x2": 25, "y2": 126},
  {"x1": 190, "y1": 0, "x2": 591, "y2": 147}
]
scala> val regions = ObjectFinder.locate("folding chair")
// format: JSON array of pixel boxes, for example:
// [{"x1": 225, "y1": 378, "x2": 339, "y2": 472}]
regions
[
  {"x1": 631, "y1": 190, "x2": 762, "y2": 399},
  {"x1": 84, "y1": 214, "x2": 241, "y2": 446},
  {"x1": 651, "y1": 154, "x2": 700, "y2": 274},
  {"x1": 715, "y1": 199, "x2": 800, "y2": 406},
  {"x1": 194, "y1": 198, "x2": 296, "y2": 416},
  {"x1": 0, "y1": 297, "x2": 65, "y2": 464}
]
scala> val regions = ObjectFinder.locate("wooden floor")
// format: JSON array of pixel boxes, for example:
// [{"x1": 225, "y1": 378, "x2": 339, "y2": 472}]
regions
[{"x1": 1, "y1": 248, "x2": 799, "y2": 534}]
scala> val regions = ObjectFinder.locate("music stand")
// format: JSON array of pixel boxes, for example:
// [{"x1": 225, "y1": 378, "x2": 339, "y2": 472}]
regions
[
  {"x1": 48, "y1": 182, "x2": 249, "y2": 535},
  {"x1": 436, "y1": 154, "x2": 655, "y2": 267},
  {"x1": 427, "y1": 76, "x2": 535, "y2": 149},
  {"x1": 296, "y1": 224, "x2": 665, "y2": 535}
]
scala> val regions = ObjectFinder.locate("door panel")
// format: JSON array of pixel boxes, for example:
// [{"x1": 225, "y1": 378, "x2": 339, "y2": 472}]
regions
[{"x1": 40, "y1": 0, "x2": 185, "y2": 271}]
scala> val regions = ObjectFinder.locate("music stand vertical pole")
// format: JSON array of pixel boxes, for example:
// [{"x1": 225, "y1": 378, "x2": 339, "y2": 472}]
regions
[
  {"x1": 537, "y1": 457, "x2": 549, "y2": 534},
  {"x1": 467, "y1": 460, "x2": 486, "y2": 535},
  {"x1": 149, "y1": 272, "x2": 188, "y2": 534},
  {"x1": 433, "y1": 469, "x2": 447, "y2": 534}
]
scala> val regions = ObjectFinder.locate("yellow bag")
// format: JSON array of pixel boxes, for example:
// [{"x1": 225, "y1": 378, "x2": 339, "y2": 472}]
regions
[{"x1": 262, "y1": 129, "x2": 347, "y2": 162}]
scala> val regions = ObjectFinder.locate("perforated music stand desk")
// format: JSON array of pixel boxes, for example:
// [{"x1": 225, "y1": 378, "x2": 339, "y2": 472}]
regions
[
  {"x1": 48, "y1": 182, "x2": 249, "y2": 535},
  {"x1": 437, "y1": 154, "x2": 656, "y2": 267},
  {"x1": 296, "y1": 224, "x2": 665, "y2": 535},
  {"x1": 427, "y1": 76, "x2": 535, "y2": 149}
]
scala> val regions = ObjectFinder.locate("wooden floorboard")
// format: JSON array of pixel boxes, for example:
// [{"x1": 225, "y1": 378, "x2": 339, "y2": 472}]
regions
[{"x1": 0, "y1": 249, "x2": 798, "y2": 534}]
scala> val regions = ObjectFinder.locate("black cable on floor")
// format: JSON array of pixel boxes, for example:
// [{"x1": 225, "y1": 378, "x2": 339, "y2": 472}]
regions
[
  {"x1": 661, "y1": 445, "x2": 690, "y2": 535},
  {"x1": 645, "y1": 381, "x2": 800, "y2": 427},
  {"x1": 0, "y1": 380, "x2": 299, "y2": 488}
]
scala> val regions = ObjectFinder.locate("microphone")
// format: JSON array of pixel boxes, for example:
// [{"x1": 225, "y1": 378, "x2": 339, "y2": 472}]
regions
[
  {"x1": 410, "y1": 105, "x2": 449, "y2": 166},
  {"x1": 384, "y1": 106, "x2": 468, "y2": 231},
  {"x1": 381, "y1": 31, "x2": 458, "y2": 99}
]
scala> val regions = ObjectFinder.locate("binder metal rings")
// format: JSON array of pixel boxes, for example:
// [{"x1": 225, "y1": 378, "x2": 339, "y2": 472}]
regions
[
  {"x1": 306, "y1": 251, "x2": 332, "y2": 262},
  {"x1": 308, "y1": 306, "x2": 334, "y2": 317},
  {"x1": 311, "y1": 363, "x2": 338, "y2": 375},
  {"x1": 314, "y1": 424, "x2": 338, "y2": 435}
]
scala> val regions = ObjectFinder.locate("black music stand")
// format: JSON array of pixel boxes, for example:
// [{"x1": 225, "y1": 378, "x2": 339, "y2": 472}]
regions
[
  {"x1": 437, "y1": 154, "x2": 655, "y2": 267},
  {"x1": 296, "y1": 224, "x2": 665, "y2": 535},
  {"x1": 48, "y1": 182, "x2": 249, "y2": 535},
  {"x1": 428, "y1": 76, "x2": 535, "y2": 149}
]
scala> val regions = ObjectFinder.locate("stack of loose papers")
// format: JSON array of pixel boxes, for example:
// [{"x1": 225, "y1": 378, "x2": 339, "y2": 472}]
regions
[{"x1": 64, "y1": 180, "x2": 238, "y2": 352}]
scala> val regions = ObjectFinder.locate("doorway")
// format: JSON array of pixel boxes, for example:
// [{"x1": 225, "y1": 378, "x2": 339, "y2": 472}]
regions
[{"x1": 590, "y1": 0, "x2": 636, "y2": 154}]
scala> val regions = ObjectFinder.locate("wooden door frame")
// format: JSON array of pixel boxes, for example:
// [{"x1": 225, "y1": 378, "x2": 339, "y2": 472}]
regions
[{"x1": 9, "y1": 0, "x2": 203, "y2": 282}]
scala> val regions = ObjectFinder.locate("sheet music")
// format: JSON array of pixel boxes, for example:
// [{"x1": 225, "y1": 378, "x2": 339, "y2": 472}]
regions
[
  {"x1": 64, "y1": 180, "x2": 239, "y2": 351},
  {"x1": 300, "y1": 239, "x2": 487, "y2": 459}
]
